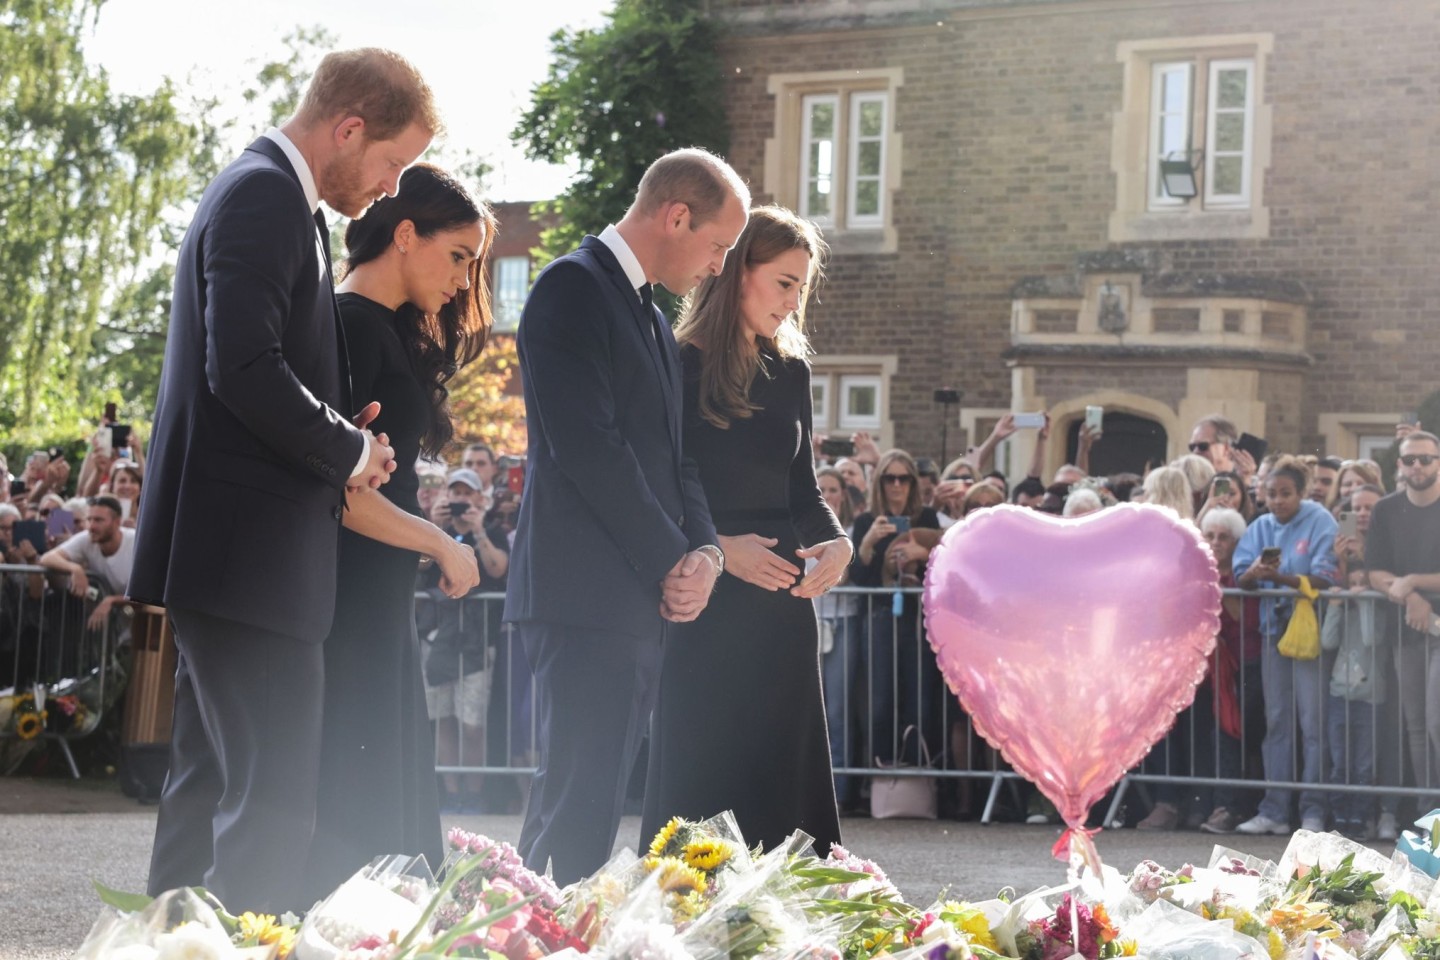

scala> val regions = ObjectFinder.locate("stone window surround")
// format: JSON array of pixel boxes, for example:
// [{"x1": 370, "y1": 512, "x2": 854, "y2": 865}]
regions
[
  {"x1": 765, "y1": 67, "x2": 905, "y2": 255},
  {"x1": 811, "y1": 353, "x2": 898, "y2": 447},
  {"x1": 1110, "y1": 33, "x2": 1274, "y2": 243},
  {"x1": 1318, "y1": 413, "x2": 1407, "y2": 461}
]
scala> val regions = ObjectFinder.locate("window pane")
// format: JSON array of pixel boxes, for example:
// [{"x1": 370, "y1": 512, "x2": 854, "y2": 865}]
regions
[
  {"x1": 1159, "y1": 114, "x2": 1187, "y2": 156},
  {"x1": 854, "y1": 180, "x2": 879, "y2": 216},
  {"x1": 857, "y1": 140, "x2": 882, "y2": 177},
  {"x1": 847, "y1": 385, "x2": 876, "y2": 418},
  {"x1": 1214, "y1": 112, "x2": 1245, "y2": 152},
  {"x1": 808, "y1": 183, "x2": 830, "y2": 217},
  {"x1": 1161, "y1": 70, "x2": 1188, "y2": 113},
  {"x1": 810, "y1": 101, "x2": 834, "y2": 138},
  {"x1": 1217, "y1": 68, "x2": 1248, "y2": 110},
  {"x1": 858, "y1": 99, "x2": 884, "y2": 137},
  {"x1": 812, "y1": 384, "x2": 824, "y2": 407},
  {"x1": 810, "y1": 140, "x2": 833, "y2": 181},
  {"x1": 1212, "y1": 156, "x2": 1243, "y2": 196}
]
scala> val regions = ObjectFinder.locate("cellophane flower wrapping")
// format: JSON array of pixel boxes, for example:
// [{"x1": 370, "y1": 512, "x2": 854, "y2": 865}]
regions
[
  {"x1": 295, "y1": 855, "x2": 434, "y2": 960},
  {"x1": 673, "y1": 830, "x2": 814, "y2": 960},
  {"x1": 77, "y1": 887, "x2": 239, "y2": 960},
  {"x1": 1124, "y1": 897, "x2": 1271, "y2": 960}
]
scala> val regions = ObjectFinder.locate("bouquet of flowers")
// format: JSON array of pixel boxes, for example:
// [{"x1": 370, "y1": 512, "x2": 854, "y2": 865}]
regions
[{"x1": 78, "y1": 885, "x2": 299, "y2": 960}]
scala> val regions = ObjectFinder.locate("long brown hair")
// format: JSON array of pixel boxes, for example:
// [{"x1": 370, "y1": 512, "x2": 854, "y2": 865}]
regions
[
  {"x1": 674, "y1": 205, "x2": 827, "y2": 429},
  {"x1": 341, "y1": 163, "x2": 495, "y2": 457},
  {"x1": 868, "y1": 449, "x2": 923, "y2": 521}
]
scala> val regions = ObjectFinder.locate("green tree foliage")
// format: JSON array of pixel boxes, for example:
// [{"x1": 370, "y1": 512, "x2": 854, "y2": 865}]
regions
[
  {"x1": 0, "y1": 0, "x2": 202, "y2": 444},
  {"x1": 512, "y1": 0, "x2": 730, "y2": 283}
]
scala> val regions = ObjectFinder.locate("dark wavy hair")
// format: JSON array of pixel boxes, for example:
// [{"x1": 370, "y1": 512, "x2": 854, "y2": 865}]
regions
[{"x1": 341, "y1": 163, "x2": 495, "y2": 456}]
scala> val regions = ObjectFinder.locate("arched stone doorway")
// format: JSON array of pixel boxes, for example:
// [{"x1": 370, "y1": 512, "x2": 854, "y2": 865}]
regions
[{"x1": 1065, "y1": 412, "x2": 1168, "y2": 476}]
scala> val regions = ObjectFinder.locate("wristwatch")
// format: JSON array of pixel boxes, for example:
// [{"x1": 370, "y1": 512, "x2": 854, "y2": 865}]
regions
[{"x1": 696, "y1": 543, "x2": 725, "y2": 577}]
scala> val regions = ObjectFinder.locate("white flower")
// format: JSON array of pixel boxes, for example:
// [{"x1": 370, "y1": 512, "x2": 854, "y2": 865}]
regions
[
  {"x1": 1416, "y1": 917, "x2": 1440, "y2": 939},
  {"x1": 605, "y1": 918, "x2": 696, "y2": 960},
  {"x1": 154, "y1": 921, "x2": 238, "y2": 960}
]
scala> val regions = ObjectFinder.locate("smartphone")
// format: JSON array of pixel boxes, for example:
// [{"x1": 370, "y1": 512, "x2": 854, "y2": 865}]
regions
[
  {"x1": 1012, "y1": 412, "x2": 1046, "y2": 429},
  {"x1": 1336, "y1": 512, "x2": 1358, "y2": 539},
  {"x1": 1213, "y1": 477, "x2": 1233, "y2": 498},
  {"x1": 1236, "y1": 432, "x2": 1269, "y2": 464},
  {"x1": 1260, "y1": 546, "x2": 1282, "y2": 566},
  {"x1": 506, "y1": 464, "x2": 525, "y2": 496},
  {"x1": 8, "y1": 479, "x2": 25, "y2": 497},
  {"x1": 118, "y1": 498, "x2": 133, "y2": 523},
  {"x1": 1402, "y1": 411, "x2": 1420, "y2": 427},
  {"x1": 103, "y1": 402, "x2": 118, "y2": 424},
  {"x1": 13, "y1": 520, "x2": 47, "y2": 554},
  {"x1": 888, "y1": 515, "x2": 911, "y2": 535},
  {"x1": 46, "y1": 508, "x2": 75, "y2": 540},
  {"x1": 448, "y1": 501, "x2": 470, "y2": 518},
  {"x1": 819, "y1": 437, "x2": 855, "y2": 458},
  {"x1": 94, "y1": 426, "x2": 113, "y2": 455},
  {"x1": 111, "y1": 424, "x2": 132, "y2": 458},
  {"x1": 1084, "y1": 405, "x2": 1104, "y2": 436}
]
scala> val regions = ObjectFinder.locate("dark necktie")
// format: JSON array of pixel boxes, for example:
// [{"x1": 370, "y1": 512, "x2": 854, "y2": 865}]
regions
[{"x1": 641, "y1": 283, "x2": 669, "y2": 373}]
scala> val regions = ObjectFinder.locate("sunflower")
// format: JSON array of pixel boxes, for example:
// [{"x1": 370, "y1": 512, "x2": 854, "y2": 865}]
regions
[
  {"x1": 237, "y1": 911, "x2": 297, "y2": 958},
  {"x1": 651, "y1": 856, "x2": 707, "y2": 896},
  {"x1": 682, "y1": 838, "x2": 733, "y2": 873},
  {"x1": 648, "y1": 817, "x2": 685, "y2": 857},
  {"x1": 15, "y1": 709, "x2": 45, "y2": 740}
]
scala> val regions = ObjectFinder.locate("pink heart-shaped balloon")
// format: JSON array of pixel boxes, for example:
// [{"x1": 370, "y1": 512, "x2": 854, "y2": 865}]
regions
[{"x1": 923, "y1": 503, "x2": 1220, "y2": 832}]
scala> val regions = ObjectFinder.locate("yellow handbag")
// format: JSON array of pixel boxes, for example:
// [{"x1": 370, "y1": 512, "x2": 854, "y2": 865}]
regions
[{"x1": 1277, "y1": 575, "x2": 1321, "y2": 660}]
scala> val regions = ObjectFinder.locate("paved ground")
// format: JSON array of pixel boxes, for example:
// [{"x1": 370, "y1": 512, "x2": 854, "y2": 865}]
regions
[{"x1": 1, "y1": 776, "x2": 1381, "y2": 960}]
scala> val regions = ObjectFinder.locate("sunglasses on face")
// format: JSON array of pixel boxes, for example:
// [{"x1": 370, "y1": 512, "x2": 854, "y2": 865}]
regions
[
  {"x1": 1400, "y1": 454, "x2": 1439, "y2": 467},
  {"x1": 1188, "y1": 442, "x2": 1213, "y2": 453},
  {"x1": 881, "y1": 474, "x2": 914, "y2": 486}
]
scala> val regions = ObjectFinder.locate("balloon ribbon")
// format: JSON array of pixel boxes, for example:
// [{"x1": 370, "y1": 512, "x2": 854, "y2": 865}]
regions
[{"x1": 1051, "y1": 824, "x2": 1102, "y2": 875}]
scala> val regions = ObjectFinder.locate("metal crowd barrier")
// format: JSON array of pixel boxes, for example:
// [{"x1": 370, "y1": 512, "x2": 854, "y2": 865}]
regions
[
  {"x1": 426, "y1": 584, "x2": 1440, "y2": 826},
  {"x1": 0, "y1": 564, "x2": 121, "y2": 778}
]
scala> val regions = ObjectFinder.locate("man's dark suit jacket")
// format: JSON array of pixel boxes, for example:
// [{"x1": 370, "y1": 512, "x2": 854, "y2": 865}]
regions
[
  {"x1": 503, "y1": 236, "x2": 716, "y2": 637},
  {"x1": 130, "y1": 137, "x2": 364, "y2": 643}
]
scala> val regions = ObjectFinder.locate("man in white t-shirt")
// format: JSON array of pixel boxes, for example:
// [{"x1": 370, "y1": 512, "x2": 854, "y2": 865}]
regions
[{"x1": 41, "y1": 494, "x2": 135, "y2": 600}]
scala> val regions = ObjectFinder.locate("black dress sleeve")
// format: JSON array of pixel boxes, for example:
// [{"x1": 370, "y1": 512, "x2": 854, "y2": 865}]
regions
[
  {"x1": 849, "y1": 512, "x2": 889, "y2": 586},
  {"x1": 340, "y1": 303, "x2": 385, "y2": 420},
  {"x1": 788, "y1": 359, "x2": 845, "y2": 548}
]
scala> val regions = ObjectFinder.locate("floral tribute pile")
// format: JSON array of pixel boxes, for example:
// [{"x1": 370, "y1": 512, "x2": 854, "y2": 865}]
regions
[{"x1": 77, "y1": 812, "x2": 1440, "y2": 960}]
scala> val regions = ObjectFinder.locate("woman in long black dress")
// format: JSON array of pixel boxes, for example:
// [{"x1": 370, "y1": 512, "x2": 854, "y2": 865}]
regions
[
  {"x1": 303, "y1": 164, "x2": 496, "y2": 900},
  {"x1": 642, "y1": 206, "x2": 853, "y2": 853}
]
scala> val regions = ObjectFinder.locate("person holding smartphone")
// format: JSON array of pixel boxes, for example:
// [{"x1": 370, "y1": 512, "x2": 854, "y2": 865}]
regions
[
  {"x1": 1233, "y1": 455, "x2": 1339, "y2": 836},
  {"x1": 849, "y1": 449, "x2": 944, "y2": 774},
  {"x1": 1196, "y1": 470, "x2": 1255, "y2": 527}
]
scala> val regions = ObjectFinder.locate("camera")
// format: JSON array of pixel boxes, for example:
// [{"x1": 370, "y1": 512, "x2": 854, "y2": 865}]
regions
[
  {"x1": 933, "y1": 388, "x2": 961, "y2": 404},
  {"x1": 819, "y1": 437, "x2": 855, "y2": 458},
  {"x1": 448, "y1": 501, "x2": 471, "y2": 518}
]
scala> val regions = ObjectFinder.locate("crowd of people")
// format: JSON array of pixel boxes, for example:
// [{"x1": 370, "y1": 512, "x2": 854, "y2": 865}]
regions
[{"x1": 807, "y1": 410, "x2": 1440, "y2": 843}]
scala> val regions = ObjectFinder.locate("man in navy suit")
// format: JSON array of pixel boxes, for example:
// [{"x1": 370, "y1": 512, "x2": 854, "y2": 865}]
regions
[
  {"x1": 130, "y1": 49, "x2": 439, "y2": 912},
  {"x1": 505, "y1": 149, "x2": 750, "y2": 883}
]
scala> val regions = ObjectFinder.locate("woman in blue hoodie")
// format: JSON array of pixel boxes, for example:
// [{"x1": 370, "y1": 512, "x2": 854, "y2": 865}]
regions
[{"x1": 1232, "y1": 455, "x2": 1338, "y2": 836}]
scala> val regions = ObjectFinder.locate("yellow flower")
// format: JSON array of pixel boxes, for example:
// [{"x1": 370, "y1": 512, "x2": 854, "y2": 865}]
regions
[
  {"x1": 958, "y1": 911, "x2": 996, "y2": 951},
  {"x1": 15, "y1": 710, "x2": 45, "y2": 740},
  {"x1": 1267, "y1": 887, "x2": 1339, "y2": 941},
  {"x1": 237, "y1": 912, "x2": 296, "y2": 957},
  {"x1": 682, "y1": 839, "x2": 733, "y2": 873},
  {"x1": 650, "y1": 856, "x2": 707, "y2": 896},
  {"x1": 648, "y1": 817, "x2": 684, "y2": 857},
  {"x1": 1117, "y1": 939, "x2": 1139, "y2": 956}
]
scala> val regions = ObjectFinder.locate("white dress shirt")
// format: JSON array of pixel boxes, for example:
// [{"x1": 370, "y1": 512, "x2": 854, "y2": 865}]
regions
[{"x1": 263, "y1": 128, "x2": 369, "y2": 480}]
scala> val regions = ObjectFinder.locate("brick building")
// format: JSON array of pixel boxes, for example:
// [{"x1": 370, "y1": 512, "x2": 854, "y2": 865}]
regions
[
  {"x1": 487, "y1": 201, "x2": 545, "y2": 334},
  {"x1": 708, "y1": 0, "x2": 1439, "y2": 477}
]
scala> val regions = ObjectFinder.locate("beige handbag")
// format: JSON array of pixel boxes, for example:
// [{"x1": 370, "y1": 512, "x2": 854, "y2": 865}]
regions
[{"x1": 870, "y1": 725, "x2": 938, "y2": 819}]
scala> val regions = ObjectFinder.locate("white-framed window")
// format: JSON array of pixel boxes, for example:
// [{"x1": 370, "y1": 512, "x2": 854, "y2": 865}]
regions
[
  {"x1": 767, "y1": 69, "x2": 902, "y2": 247},
  {"x1": 810, "y1": 376, "x2": 831, "y2": 431},
  {"x1": 1358, "y1": 434, "x2": 1395, "y2": 462},
  {"x1": 494, "y1": 256, "x2": 530, "y2": 331},
  {"x1": 838, "y1": 374, "x2": 882, "y2": 430},
  {"x1": 1145, "y1": 55, "x2": 1255, "y2": 211},
  {"x1": 1111, "y1": 35, "x2": 1271, "y2": 242},
  {"x1": 1148, "y1": 62, "x2": 1193, "y2": 210},
  {"x1": 797, "y1": 90, "x2": 890, "y2": 230},
  {"x1": 847, "y1": 93, "x2": 888, "y2": 228},
  {"x1": 1204, "y1": 59, "x2": 1255, "y2": 208},
  {"x1": 800, "y1": 94, "x2": 839, "y2": 226}
]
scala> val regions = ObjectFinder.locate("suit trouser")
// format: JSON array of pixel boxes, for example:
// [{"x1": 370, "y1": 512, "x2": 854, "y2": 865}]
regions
[
  {"x1": 147, "y1": 607, "x2": 324, "y2": 914},
  {"x1": 517, "y1": 620, "x2": 662, "y2": 886}
]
